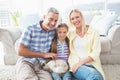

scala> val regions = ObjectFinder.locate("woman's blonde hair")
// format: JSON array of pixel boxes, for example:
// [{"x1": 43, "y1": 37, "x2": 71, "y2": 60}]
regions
[{"x1": 69, "y1": 9, "x2": 87, "y2": 34}]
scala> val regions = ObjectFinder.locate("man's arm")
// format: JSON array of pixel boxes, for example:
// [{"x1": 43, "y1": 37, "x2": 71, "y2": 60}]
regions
[{"x1": 18, "y1": 44, "x2": 57, "y2": 59}]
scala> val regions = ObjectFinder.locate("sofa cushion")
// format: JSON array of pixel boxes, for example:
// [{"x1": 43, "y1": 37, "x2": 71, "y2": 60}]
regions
[
  {"x1": 108, "y1": 25, "x2": 120, "y2": 54},
  {"x1": 100, "y1": 37, "x2": 111, "y2": 53}
]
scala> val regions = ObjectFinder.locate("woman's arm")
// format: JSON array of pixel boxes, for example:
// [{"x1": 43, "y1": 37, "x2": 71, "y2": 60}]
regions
[
  {"x1": 89, "y1": 30, "x2": 101, "y2": 61},
  {"x1": 72, "y1": 56, "x2": 93, "y2": 73}
]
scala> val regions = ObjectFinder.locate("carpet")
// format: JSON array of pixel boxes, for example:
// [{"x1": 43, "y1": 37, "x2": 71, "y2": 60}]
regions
[
  {"x1": 103, "y1": 65, "x2": 120, "y2": 80},
  {"x1": 0, "y1": 65, "x2": 16, "y2": 80},
  {"x1": 0, "y1": 65, "x2": 120, "y2": 80}
]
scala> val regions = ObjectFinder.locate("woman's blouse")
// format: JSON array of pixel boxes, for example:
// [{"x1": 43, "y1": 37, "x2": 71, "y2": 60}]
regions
[{"x1": 73, "y1": 35, "x2": 88, "y2": 60}]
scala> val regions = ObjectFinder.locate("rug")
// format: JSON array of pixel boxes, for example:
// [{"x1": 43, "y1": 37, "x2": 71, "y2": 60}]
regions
[
  {"x1": 0, "y1": 65, "x2": 16, "y2": 80},
  {"x1": 0, "y1": 65, "x2": 120, "y2": 80}
]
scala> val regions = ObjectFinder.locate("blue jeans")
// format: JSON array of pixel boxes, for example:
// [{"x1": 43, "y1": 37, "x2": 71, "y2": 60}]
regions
[
  {"x1": 73, "y1": 64, "x2": 103, "y2": 80},
  {"x1": 52, "y1": 71, "x2": 72, "y2": 80}
]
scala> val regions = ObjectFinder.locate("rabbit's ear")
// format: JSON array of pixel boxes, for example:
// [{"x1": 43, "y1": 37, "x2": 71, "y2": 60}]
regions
[
  {"x1": 43, "y1": 64, "x2": 49, "y2": 70},
  {"x1": 43, "y1": 64, "x2": 52, "y2": 72}
]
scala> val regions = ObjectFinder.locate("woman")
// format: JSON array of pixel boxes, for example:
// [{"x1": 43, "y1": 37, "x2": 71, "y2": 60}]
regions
[{"x1": 68, "y1": 9, "x2": 105, "y2": 80}]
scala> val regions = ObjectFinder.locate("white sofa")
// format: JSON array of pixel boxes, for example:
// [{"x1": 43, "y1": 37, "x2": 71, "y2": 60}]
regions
[
  {"x1": 0, "y1": 14, "x2": 120, "y2": 80},
  {"x1": 0, "y1": 24, "x2": 120, "y2": 65}
]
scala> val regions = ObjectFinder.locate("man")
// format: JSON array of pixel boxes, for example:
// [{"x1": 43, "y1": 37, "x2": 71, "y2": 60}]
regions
[{"x1": 16, "y1": 7, "x2": 59, "y2": 80}]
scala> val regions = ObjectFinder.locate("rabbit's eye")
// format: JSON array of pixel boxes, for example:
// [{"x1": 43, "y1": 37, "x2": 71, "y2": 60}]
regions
[
  {"x1": 64, "y1": 64, "x2": 67, "y2": 67},
  {"x1": 54, "y1": 64, "x2": 57, "y2": 67}
]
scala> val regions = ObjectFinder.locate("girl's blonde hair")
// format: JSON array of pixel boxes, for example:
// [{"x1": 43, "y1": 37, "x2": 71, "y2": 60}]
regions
[
  {"x1": 50, "y1": 23, "x2": 70, "y2": 55},
  {"x1": 69, "y1": 9, "x2": 87, "y2": 34}
]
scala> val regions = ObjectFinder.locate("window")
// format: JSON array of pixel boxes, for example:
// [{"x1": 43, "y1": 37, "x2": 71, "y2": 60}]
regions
[
  {"x1": 0, "y1": 0, "x2": 11, "y2": 27},
  {"x1": 107, "y1": 0, "x2": 120, "y2": 15},
  {"x1": 0, "y1": 0, "x2": 120, "y2": 27}
]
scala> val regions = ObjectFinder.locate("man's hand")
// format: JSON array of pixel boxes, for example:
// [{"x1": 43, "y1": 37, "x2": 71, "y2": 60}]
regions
[{"x1": 42, "y1": 53, "x2": 57, "y2": 59}]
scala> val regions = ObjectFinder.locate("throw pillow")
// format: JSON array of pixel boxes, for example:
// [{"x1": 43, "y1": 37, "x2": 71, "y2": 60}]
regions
[{"x1": 90, "y1": 15, "x2": 118, "y2": 36}]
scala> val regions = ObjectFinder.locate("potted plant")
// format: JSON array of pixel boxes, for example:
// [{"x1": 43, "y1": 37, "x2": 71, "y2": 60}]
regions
[{"x1": 11, "y1": 11, "x2": 22, "y2": 26}]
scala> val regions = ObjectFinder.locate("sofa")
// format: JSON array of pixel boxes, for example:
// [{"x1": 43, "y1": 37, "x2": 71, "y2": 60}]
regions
[{"x1": 0, "y1": 14, "x2": 120, "y2": 80}]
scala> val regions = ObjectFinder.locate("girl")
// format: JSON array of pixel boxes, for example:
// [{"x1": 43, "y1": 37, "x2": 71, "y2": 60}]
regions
[{"x1": 50, "y1": 23, "x2": 72, "y2": 80}]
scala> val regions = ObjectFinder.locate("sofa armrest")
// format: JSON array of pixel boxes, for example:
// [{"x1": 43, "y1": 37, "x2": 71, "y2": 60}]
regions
[
  {"x1": 3, "y1": 27, "x2": 22, "y2": 44},
  {"x1": 0, "y1": 27, "x2": 21, "y2": 65},
  {"x1": 108, "y1": 25, "x2": 120, "y2": 54}
]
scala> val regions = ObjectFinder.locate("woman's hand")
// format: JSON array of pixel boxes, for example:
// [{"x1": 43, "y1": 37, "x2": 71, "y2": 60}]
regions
[
  {"x1": 72, "y1": 56, "x2": 93, "y2": 73},
  {"x1": 72, "y1": 61, "x2": 83, "y2": 73}
]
